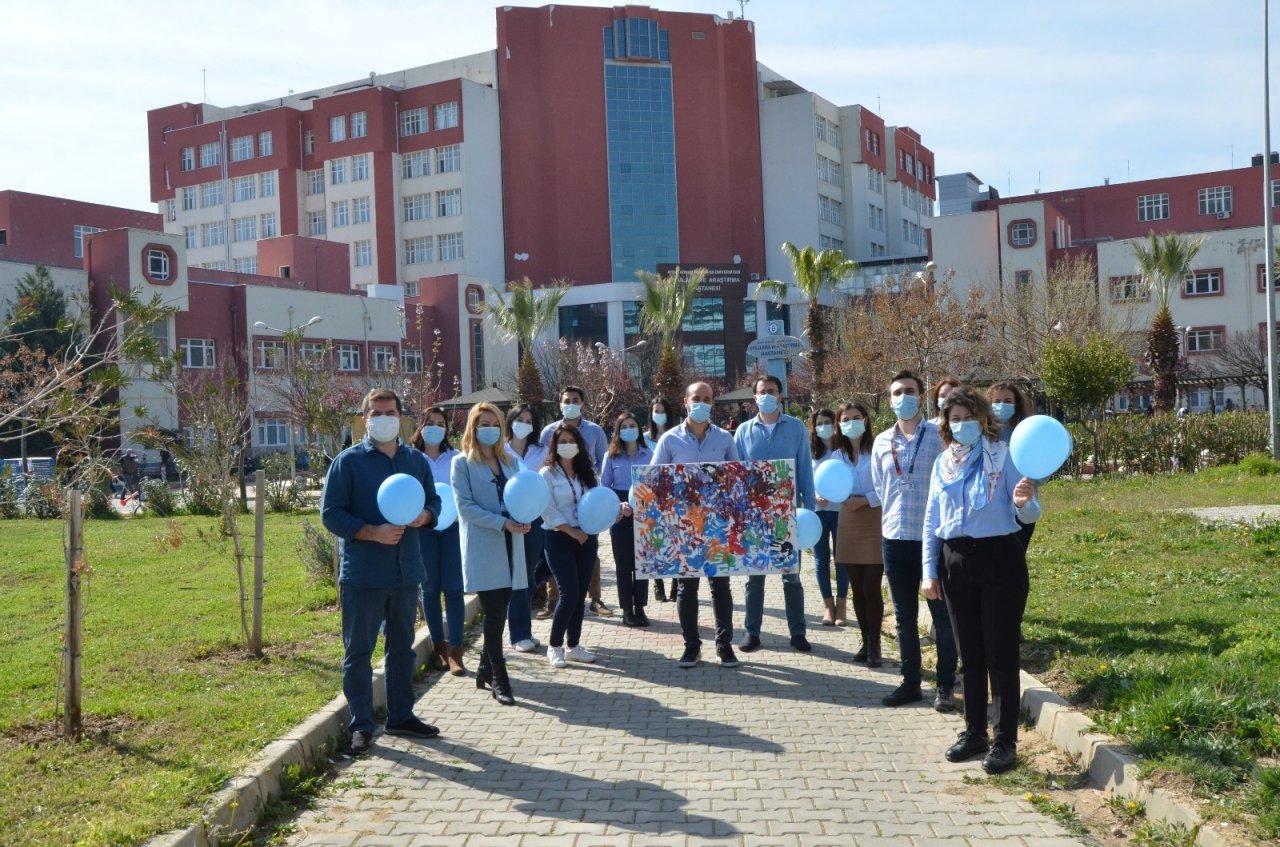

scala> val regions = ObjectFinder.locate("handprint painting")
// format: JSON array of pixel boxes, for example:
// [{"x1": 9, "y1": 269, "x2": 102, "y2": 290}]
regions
[{"x1": 631, "y1": 460, "x2": 799, "y2": 579}]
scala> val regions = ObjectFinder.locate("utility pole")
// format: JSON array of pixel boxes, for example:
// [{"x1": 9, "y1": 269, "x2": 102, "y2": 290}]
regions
[{"x1": 1264, "y1": 0, "x2": 1279, "y2": 456}]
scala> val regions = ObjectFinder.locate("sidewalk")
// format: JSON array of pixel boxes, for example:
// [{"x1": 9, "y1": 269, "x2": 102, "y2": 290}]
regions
[{"x1": 279, "y1": 547, "x2": 1086, "y2": 847}]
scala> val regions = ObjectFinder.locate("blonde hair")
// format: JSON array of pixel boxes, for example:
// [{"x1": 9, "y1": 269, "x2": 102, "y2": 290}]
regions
[{"x1": 460, "y1": 402, "x2": 519, "y2": 468}]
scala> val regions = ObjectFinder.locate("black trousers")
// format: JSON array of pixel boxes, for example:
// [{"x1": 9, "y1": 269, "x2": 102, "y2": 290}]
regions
[
  {"x1": 609, "y1": 498, "x2": 648, "y2": 613},
  {"x1": 676, "y1": 576, "x2": 734, "y2": 650},
  {"x1": 477, "y1": 588, "x2": 512, "y2": 666},
  {"x1": 940, "y1": 533, "x2": 1029, "y2": 745}
]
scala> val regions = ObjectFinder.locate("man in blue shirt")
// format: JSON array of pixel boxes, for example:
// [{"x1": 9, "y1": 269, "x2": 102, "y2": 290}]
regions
[
  {"x1": 652, "y1": 382, "x2": 741, "y2": 668},
  {"x1": 734, "y1": 375, "x2": 815, "y2": 654},
  {"x1": 322, "y1": 388, "x2": 443, "y2": 754}
]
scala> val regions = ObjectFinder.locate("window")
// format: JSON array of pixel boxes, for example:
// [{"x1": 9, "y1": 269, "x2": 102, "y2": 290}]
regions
[
  {"x1": 437, "y1": 188, "x2": 462, "y2": 217},
  {"x1": 306, "y1": 169, "x2": 324, "y2": 195},
  {"x1": 469, "y1": 321, "x2": 484, "y2": 391},
  {"x1": 180, "y1": 338, "x2": 215, "y2": 368},
  {"x1": 371, "y1": 345, "x2": 394, "y2": 372},
  {"x1": 465, "y1": 286, "x2": 483, "y2": 314},
  {"x1": 299, "y1": 341, "x2": 326, "y2": 362},
  {"x1": 201, "y1": 260, "x2": 227, "y2": 271},
  {"x1": 404, "y1": 280, "x2": 420, "y2": 297},
  {"x1": 868, "y1": 204, "x2": 885, "y2": 232},
  {"x1": 231, "y1": 175, "x2": 256, "y2": 202},
  {"x1": 233, "y1": 216, "x2": 257, "y2": 242},
  {"x1": 183, "y1": 226, "x2": 197, "y2": 249},
  {"x1": 1183, "y1": 269, "x2": 1223, "y2": 297},
  {"x1": 437, "y1": 144, "x2": 461, "y2": 173},
  {"x1": 1198, "y1": 185, "x2": 1233, "y2": 216},
  {"x1": 233, "y1": 256, "x2": 258, "y2": 274},
  {"x1": 259, "y1": 171, "x2": 276, "y2": 197},
  {"x1": 400, "y1": 348, "x2": 423, "y2": 373},
  {"x1": 819, "y1": 234, "x2": 844, "y2": 252},
  {"x1": 351, "y1": 111, "x2": 367, "y2": 138},
  {"x1": 1260, "y1": 263, "x2": 1279, "y2": 293},
  {"x1": 1009, "y1": 220, "x2": 1036, "y2": 247},
  {"x1": 1014, "y1": 270, "x2": 1033, "y2": 289},
  {"x1": 331, "y1": 200, "x2": 349, "y2": 228},
  {"x1": 199, "y1": 141, "x2": 221, "y2": 168},
  {"x1": 434, "y1": 101, "x2": 459, "y2": 130},
  {"x1": 306, "y1": 211, "x2": 326, "y2": 236},
  {"x1": 337, "y1": 344, "x2": 361, "y2": 371},
  {"x1": 200, "y1": 181, "x2": 224, "y2": 207},
  {"x1": 818, "y1": 195, "x2": 843, "y2": 225},
  {"x1": 329, "y1": 115, "x2": 346, "y2": 142},
  {"x1": 230, "y1": 135, "x2": 253, "y2": 162},
  {"x1": 180, "y1": 147, "x2": 195, "y2": 172},
  {"x1": 682, "y1": 343, "x2": 726, "y2": 378},
  {"x1": 352, "y1": 153, "x2": 369, "y2": 181},
  {"x1": 201, "y1": 221, "x2": 225, "y2": 247},
  {"x1": 304, "y1": 130, "x2": 314, "y2": 155},
  {"x1": 258, "y1": 131, "x2": 273, "y2": 156},
  {"x1": 165, "y1": 199, "x2": 176, "y2": 222},
  {"x1": 402, "y1": 150, "x2": 431, "y2": 178},
  {"x1": 352, "y1": 196, "x2": 370, "y2": 224},
  {"x1": 814, "y1": 115, "x2": 839, "y2": 146},
  {"x1": 260, "y1": 212, "x2": 277, "y2": 238},
  {"x1": 403, "y1": 194, "x2": 430, "y2": 221},
  {"x1": 400, "y1": 107, "x2": 428, "y2": 137},
  {"x1": 181, "y1": 186, "x2": 196, "y2": 211},
  {"x1": 404, "y1": 236, "x2": 432, "y2": 264},
  {"x1": 330, "y1": 158, "x2": 347, "y2": 185},
  {"x1": 353, "y1": 239, "x2": 372, "y2": 267},
  {"x1": 1274, "y1": 178, "x2": 1280, "y2": 208},
  {"x1": 257, "y1": 340, "x2": 285, "y2": 369},
  {"x1": 1109, "y1": 275, "x2": 1149, "y2": 302},
  {"x1": 1185, "y1": 327, "x2": 1224, "y2": 353},
  {"x1": 256, "y1": 419, "x2": 289, "y2": 448},
  {"x1": 1137, "y1": 192, "x2": 1169, "y2": 222},
  {"x1": 681, "y1": 298, "x2": 724, "y2": 332},
  {"x1": 147, "y1": 248, "x2": 171, "y2": 281},
  {"x1": 438, "y1": 232, "x2": 464, "y2": 261},
  {"x1": 1188, "y1": 386, "x2": 1226, "y2": 411}
]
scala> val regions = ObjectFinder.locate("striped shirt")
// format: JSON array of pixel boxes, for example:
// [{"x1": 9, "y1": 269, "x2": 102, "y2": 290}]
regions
[{"x1": 870, "y1": 418, "x2": 943, "y2": 541}]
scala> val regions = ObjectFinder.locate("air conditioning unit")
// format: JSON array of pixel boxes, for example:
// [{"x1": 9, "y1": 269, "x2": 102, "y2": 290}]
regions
[{"x1": 1216, "y1": 211, "x2": 1232, "y2": 220}]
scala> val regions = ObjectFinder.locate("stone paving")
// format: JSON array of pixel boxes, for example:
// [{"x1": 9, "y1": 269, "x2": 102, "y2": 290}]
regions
[{"x1": 281, "y1": 547, "x2": 1087, "y2": 847}]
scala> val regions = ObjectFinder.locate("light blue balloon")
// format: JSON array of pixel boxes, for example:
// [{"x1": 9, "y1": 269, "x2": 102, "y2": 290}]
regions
[
  {"x1": 814, "y1": 460, "x2": 854, "y2": 503},
  {"x1": 377, "y1": 473, "x2": 426, "y2": 526},
  {"x1": 1009, "y1": 415, "x2": 1072, "y2": 479},
  {"x1": 433, "y1": 482, "x2": 457, "y2": 531},
  {"x1": 795, "y1": 508, "x2": 822, "y2": 549},
  {"x1": 578, "y1": 486, "x2": 621, "y2": 535},
  {"x1": 504, "y1": 469, "x2": 551, "y2": 524}
]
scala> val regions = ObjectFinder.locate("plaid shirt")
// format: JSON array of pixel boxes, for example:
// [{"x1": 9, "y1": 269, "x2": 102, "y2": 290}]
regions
[{"x1": 869, "y1": 418, "x2": 942, "y2": 541}]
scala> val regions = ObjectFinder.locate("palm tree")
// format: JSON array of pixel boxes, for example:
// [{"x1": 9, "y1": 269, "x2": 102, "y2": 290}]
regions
[
  {"x1": 1132, "y1": 232, "x2": 1203, "y2": 413},
  {"x1": 755, "y1": 242, "x2": 858, "y2": 396},
  {"x1": 485, "y1": 277, "x2": 569, "y2": 405},
  {"x1": 637, "y1": 266, "x2": 706, "y2": 403}
]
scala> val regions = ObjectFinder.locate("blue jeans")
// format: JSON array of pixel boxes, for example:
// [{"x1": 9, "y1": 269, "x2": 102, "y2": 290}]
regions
[
  {"x1": 743, "y1": 572, "x2": 807, "y2": 639},
  {"x1": 508, "y1": 518, "x2": 544, "y2": 644},
  {"x1": 609, "y1": 503, "x2": 648, "y2": 612},
  {"x1": 341, "y1": 583, "x2": 420, "y2": 734},
  {"x1": 545, "y1": 531, "x2": 598, "y2": 648},
  {"x1": 421, "y1": 523, "x2": 464, "y2": 648},
  {"x1": 812, "y1": 510, "x2": 849, "y2": 600},
  {"x1": 882, "y1": 538, "x2": 957, "y2": 689}
]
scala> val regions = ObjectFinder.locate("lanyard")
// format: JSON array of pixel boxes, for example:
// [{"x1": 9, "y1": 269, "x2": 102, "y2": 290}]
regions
[{"x1": 891, "y1": 423, "x2": 926, "y2": 480}]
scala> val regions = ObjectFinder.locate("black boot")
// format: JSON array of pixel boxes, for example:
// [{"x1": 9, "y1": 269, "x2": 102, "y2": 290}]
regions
[
  {"x1": 654, "y1": 581, "x2": 668, "y2": 603},
  {"x1": 475, "y1": 653, "x2": 492, "y2": 691},
  {"x1": 491, "y1": 656, "x2": 515, "y2": 706}
]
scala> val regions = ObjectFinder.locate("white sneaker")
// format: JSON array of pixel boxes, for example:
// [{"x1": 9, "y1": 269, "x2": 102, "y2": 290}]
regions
[
  {"x1": 566, "y1": 645, "x2": 596, "y2": 664},
  {"x1": 513, "y1": 639, "x2": 539, "y2": 653},
  {"x1": 547, "y1": 646, "x2": 567, "y2": 668}
]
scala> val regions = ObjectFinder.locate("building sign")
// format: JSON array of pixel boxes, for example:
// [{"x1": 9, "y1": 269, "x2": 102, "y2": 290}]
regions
[
  {"x1": 656, "y1": 263, "x2": 747, "y2": 298},
  {"x1": 746, "y1": 334, "x2": 809, "y2": 360}
]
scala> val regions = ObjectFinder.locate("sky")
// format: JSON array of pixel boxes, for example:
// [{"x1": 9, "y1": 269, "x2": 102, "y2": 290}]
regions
[{"x1": 2, "y1": 0, "x2": 1277, "y2": 212}]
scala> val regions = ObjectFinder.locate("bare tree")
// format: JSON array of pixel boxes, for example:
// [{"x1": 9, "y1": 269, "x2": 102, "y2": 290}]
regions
[{"x1": 533, "y1": 338, "x2": 644, "y2": 424}]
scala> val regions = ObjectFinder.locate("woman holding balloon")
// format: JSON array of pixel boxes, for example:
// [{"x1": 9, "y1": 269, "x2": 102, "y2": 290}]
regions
[
  {"x1": 810, "y1": 409, "x2": 853, "y2": 627},
  {"x1": 503, "y1": 404, "x2": 548, "y2": 652},
  {"x1": 832, "y1": 401, "x2": 884, "y2": 666},
  {"x1": 988, "y1": 382, "x2": 1038, "y2": 550},
  {"x1": 601, "y1": 411, "x2": 653, "y2": 627},
  {"x1": 451, "y1": 402, "x2": 532, "y2": 706},
  {"x1": 413, "y1": 408, "x2": 466, "y2": 676}
]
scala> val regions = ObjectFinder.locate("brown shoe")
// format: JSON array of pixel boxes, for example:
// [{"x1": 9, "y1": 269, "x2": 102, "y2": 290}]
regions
[
  {"x1": 535, "y1": 606, "x2": 553, "y2": 620},
  {"x1": 590, "y1": 599, "x2": 614, "y2": 617},
  {"x1": 834, "y1": 598, "x2": 848, "y2": 627},
  {"x1": 431, "y1": 641, "x2": 450, "y2": 672},
  {"x1": 821, "y1": 597, "x2": 836, "y2": 627},
  {"x1": 447, "y1": 646, "x2": 466, "y2": 676}
]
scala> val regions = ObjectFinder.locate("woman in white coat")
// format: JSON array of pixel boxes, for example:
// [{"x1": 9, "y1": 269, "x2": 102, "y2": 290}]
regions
[{"x1": 451, "y1": 402, "x2": 531, "y2": 706}]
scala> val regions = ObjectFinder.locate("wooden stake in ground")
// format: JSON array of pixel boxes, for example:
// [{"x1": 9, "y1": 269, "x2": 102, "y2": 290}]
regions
[
  {"x1": 63, "y1": 490, "x2": 84, "y2": 740},
  {"x1": 251, "y1": 469, "x2": 265, "y2": 657}
]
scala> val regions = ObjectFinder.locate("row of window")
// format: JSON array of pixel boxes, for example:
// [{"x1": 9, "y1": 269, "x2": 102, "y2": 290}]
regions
[
  {"x1": 179, "y1": 173, "x2": 276, "y2": 212},
  {"x1": 818, "y1": 234, "x2": 844, "y2": 253},
  {"x1": 180, "y1": 338, "x2": 424, "y2": 376},
  {"x1": 867, "y1": 204, "x2": 885, "y2": 232},
  {"x1": 816, "y1": 154, "x2": 842, "y2": 186},
  {"x1": 404, "y1": 232, "x2": 465, "y2": 264},
  {"x1": 180, "y1": 132, "x2": 273, "y2": 172},
  {"x1": 185, "y1": 213, "x2": 278, "y2": 249},
  {"x1": 899, "y1": 150, "x2": 932, "y2": 184},
  {"x1": 1110, "y1": 264, "x2": 1277, "y2": 302},
  {"x1": 815, "y1": 115, "x2": 840, "y2": 148},
  {"x1": 403, "y1": 145, "x2": 462, "y2": 178},
  {"x1": 818, "y1": 195, "x2": 843, "y2": 226},
  {"x1": 864, "y1": 128, "x2": 881, "y2": 157},
  {"x1": 329, "y1": 111, "x2": 369, "y2": 143},
  {"x1": 403, "y1": 189, "x2": 462, "y2": 222},
  {"x1": 399, "y1": 101, "x2": 459, "y2": 138},
  {"x1": 1134, "y1": 184, "x2": 1280, "y2": 222},
  {"x1": 867, "y1": 168, "x2": 884, "y2": 194}
]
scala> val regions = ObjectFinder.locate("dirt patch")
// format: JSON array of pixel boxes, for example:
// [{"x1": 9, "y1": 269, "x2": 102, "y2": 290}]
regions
[{"x1": 0, "y1": 713, "x2": 148, "y2": 748}]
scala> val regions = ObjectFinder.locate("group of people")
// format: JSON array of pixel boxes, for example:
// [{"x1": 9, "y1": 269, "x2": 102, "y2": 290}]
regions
[{"x1": 321, "y1": 371, "x2": 1044, "y2": 774}]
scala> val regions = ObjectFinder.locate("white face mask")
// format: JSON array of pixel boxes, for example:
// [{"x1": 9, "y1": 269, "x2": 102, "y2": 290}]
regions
[
  {"x1": 556, "y1": 443, "x2": 580, "y2": 460},
  {"x1": 815, "y1": 423, "x2": 835, "y2": 440},
  {"x1": 560, "y1": 402, "x2": 582, "y2": 420},
  {"x1": 367, "y1": 415, "x2": 400, "y2": 443},
  {"x1": 511, "y1": 421, "x2": 534, "y2": 440}
]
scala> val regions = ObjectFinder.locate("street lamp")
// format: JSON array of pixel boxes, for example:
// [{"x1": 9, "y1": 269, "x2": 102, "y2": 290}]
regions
[{"x1": 253, "y1": 314, "x2": 323, "y2": 484}]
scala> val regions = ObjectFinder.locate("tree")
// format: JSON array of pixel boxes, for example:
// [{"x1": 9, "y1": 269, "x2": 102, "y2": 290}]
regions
[
  {"x1": 1133, "y1": 232, "x2": 1204, "y2": 413},
  {"x1": 1, "y1": 264, "x2": 73, "y2": 357},
  {"x1": 756, "y1": 243, "x2": 858, "y2": 397},
  {"x1": 637, "y1": 266, "x2": 706, "y2": 403},
  {"x1": 485, "y1": 277, "x2": 569, "y2": 406},
  {"x1": 1040, "y1": 331, "x2": 1134, "y2": 471},
  {"x1": 1214, "y1": 330, "x2": 1271, "y2": 410},
  {"x1": 532, "y1": 338, "x2": 642, "y2": 425}
]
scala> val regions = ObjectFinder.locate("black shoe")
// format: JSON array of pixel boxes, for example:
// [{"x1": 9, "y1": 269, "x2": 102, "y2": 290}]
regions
[
  {"x1": 881, "y1": 683, "x2": 924, "y2": 707},
  {"x1": 790, "y1": 635, "x2": 812, "y2": 653},
  {"x1": 490, "y1": 660, "x2": 515, "y2": 707},
  {"x1": 633, "y1": 608, "x2": 650, "y2": 627},
  {"x1": 654, "y1": 583, "x2": 668, "y2": 602},
  {"x1": 347, "y1": 730, "x2": 373, "y2": 756},
  {"x1": 739, "y1": 634, "x2": 762, "y2": 653},
  {"x1": 851, "y1": 643, "x2": 869, "y2": 663},
  {"x1": 944, "y1": 730, "x2": 990, "y2": 762},
  {"x1": 677, "y1": 645, "x2": 701, "y2": 668},
  {"x1": 934, "y1": 685, "x2": 956, "y2": 713},
  {"x1": 622, "y1": 611, "x2": 639, "y2": 627},
  {"x1": 716, "y1": 645, "x2": 740, "y2": 668},
  {"x1": 384, "y1": 717, "x2": 440, "y2": 739},
  {"x1": 982, "y1": 741, "x2": 1017, "y2": 774}
]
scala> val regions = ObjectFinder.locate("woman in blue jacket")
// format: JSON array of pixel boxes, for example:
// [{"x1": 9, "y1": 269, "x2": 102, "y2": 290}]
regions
[
  {"x1": 601, "y1": 411, "x2": 652, "y2": 627},
  {"x1": 413, "y1": 407, "x2": 465, "y2": 676}
]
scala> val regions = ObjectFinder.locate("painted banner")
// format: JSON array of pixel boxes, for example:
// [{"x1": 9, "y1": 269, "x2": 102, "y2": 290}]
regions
[{"x1": 631, "y1": 460, "x2": 799, "y2": 579}]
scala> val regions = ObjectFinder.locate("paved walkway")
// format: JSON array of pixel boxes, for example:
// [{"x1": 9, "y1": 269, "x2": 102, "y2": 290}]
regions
[{"x1": 281, "y1": 548, "x2": 1086, "y2": 847}]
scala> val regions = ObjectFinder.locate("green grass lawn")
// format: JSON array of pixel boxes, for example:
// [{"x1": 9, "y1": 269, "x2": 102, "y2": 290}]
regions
[
  {"x1": 1027, "y1": 462, "x2": 1280, "y2": 839},
  {"x1": 0, "y1": 512, "x2": 347, "y2": 847}
]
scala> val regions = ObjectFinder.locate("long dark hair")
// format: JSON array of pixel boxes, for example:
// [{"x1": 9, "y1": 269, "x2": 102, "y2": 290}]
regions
[
  {"x1": 506, "y1": 402, "x2": 541, "y2": 438},
  {"x1": 544, "y1": 423, "x2": 598, "y2": 488},
  {"x1": 809, "y1": 408, "x2": 854, "y2": 461},
  {"x1": 411, "y1": 406, "x2": 452, "y2": 452},
  {"x1": 835, "y1": 401, "x2": 874, "y2": 456},
  {"x1": 988, "y1": 381, "x2": 1032, "y2": 428},
  {"x1": 607, "y1": 411, "x2": 642, "y2": 458},
  {"x1": 648, "y1": 396, "x2": 677, "y2": 441}
]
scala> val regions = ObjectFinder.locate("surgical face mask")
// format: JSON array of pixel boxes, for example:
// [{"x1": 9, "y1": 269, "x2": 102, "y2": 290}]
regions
[
  {"x1": 949, "y1": 419, "x2": 981, "y2": 447},
  {"x1": 367, "y1": 415, "x2": 401, "y2": 443},
  {"x1": 560, "y1": 402, "x2": 582, "y2": 420},
  {"x1": 937, "y1": 395, "x2": 948, "y2": 411},
  {"x1": 840, "y1": 419, "x2": 866, "y2": 440},
  {"x1": 891, "y1": 394, "x2": 919, "y2": 420},
  {"x1": 991, "y1": 402, "x2": 1015, "y2": 422},
  {"x1": 422, "y1": 425, "x2": 446, "y2": 446},
  {"x1": 755, "y1": 393, "x2": 780, "y2": 415},
  {"x1": 619, "y1": 426, "x2": 640, "y2": 443},
  {"x1": 687, "y1": 402, "x2": 712, "y2": 424},
  {"x1": 477, "y1": 426, "x2": 502, "y2": 446},
  {"x1": 651, "y1": 412, "x2": 668, "y2": 427},
  {"x1": 815, "y1": 423, "x2": 835, "y2": 440},
  {"x1": 556, "y1": 443, "x2": 580, "y2": 460},
  {"x1": 511, "y1": 421, "x2": 534, "y2": 440}
]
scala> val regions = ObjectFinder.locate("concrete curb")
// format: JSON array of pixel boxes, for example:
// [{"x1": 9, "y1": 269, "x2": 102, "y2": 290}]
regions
[{"x1": 144, "y1": 594, "x2": 482, "y2": 847}]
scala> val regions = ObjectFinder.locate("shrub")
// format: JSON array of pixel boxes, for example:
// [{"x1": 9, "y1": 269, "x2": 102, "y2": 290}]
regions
[
  {"x1": 1064, "y1": 411, "x2": 1271, "y2": 476},
  {"x1": 0, "y1": 472, "x2": 19, "y2": 519},
  {"x1": 140, "y1": 478, "x2": 179, "y2": 517},
  {"x1": 1239, "y1": 453, "x2": 1280, "y2": 477},
  {"x1": 261, "y1": 453, "x2": 308, "y2": 513},
  {"x1": 22, "y1": 480, "x2": 64, "y2": 519},
  {"x1": 297, "y1": 519, "x2": 337, "y2": 587}
]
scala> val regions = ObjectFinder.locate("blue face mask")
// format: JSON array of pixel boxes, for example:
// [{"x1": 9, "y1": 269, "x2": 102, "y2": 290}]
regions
[
  {"x1": 477, "y1": 426, "x2": 502, "y2": 446},
  {"x1": 422, "y1": 425, "x2": 446, "y2": 446},
  {"x1": 815, "y1": 423, "x2": 834, "y2": 440},
  {"x1": 991, "y1": 402, "x2": 1015, "y2": 422},
  {"x1": 949, "y1": 419, "x2": 981, "y2": 447},
  {"x1": 755, "y1": 393, "x2": 780, "y2": 415},
  {"x1": 688, "y1": 402, "x2": 712, "y2": 424},
  {"x1": 937, "y1": 395, "x2": 948, "y2": 411},
  {"x1": 560, "y1": 403, "x2": 582, "y2": 420},
  {"x1": 840, "y1": 419, "x2": 866, "y2": 440},
  {"x1": 891, "y1": 394, "x2": 919, "y2": 420},
  {"x1": 651, "y1": 413, "x2": 668, "y2": 427},
  {"x1": 619, "y1": 426, "x2": 640, "y2": 443}
]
